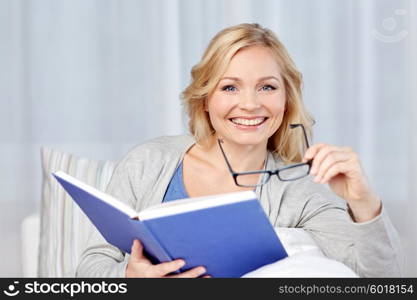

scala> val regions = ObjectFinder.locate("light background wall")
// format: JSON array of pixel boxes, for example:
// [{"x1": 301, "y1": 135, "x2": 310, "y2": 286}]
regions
[{"x1": 0, "y1": 0, "x2": 416, "y2": 276}]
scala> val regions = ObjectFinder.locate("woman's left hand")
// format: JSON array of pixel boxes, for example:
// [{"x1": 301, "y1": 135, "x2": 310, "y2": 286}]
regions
[{"x1": 303, "y1": 143, "x2": 382, "y2": 222}]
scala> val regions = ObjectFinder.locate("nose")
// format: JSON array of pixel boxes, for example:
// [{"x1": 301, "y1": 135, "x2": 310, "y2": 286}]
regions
[{"x1": 238, "y1": 90, "x2": 261, "y2": 111}]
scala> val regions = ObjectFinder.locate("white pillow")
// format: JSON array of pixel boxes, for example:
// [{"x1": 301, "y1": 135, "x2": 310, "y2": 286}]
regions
[
  {"x1": 39, "y1": 147, "x2": 116, "y2": 277},
  {"x1": 242, "y1": 228, "x2": 358, "y2": 278}
]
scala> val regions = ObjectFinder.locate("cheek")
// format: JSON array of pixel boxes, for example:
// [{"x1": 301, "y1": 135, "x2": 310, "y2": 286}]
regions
[
  {"x1": 267, "y1": 98, "x2": 286, "y2": 133},
  {"x1": 268, "y1": 96, "x2": 286, "y2": 116},
  {"x1": 207, "y1": 94, "x2": 233, "y2": 118}
]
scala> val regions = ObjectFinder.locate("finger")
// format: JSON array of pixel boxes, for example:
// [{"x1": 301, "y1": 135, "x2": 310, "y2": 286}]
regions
[
  {"x1": 313, "y1": 151, "x2": 350, "y2": 183},
  {"x1": 166, "y1": 266, "x2": 207, "y2": 278},
  {"x1": 319, "y1": 162, "x2": 349, "y2": 184},
  {"x1": 130, "y1": 239, "x2": 145, "y2": 263},
  {"x1": 309, "y1": 146, "x2": 345, "y2": 175},
  {"x1": 303, "y1": 143, "x2": 328, "y2": 163},
  {"x1": 153, "y1": 259, "x2": 186, "y2": 277}
]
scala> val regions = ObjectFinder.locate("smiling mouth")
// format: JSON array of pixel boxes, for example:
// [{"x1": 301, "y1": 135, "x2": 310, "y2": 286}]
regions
[{"x1": 229, "y1": 117, "x2": 268, "y2": 126}]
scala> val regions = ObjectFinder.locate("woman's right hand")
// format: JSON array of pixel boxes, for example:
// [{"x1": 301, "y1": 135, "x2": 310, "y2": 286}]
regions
[{"x1": 125, "y1": 239, "x2": 210, "y2": 278}]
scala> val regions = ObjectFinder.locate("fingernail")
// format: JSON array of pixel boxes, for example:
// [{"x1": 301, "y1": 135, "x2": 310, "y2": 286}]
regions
[{"x1": 199, "y1": 267, "x2": 206, "y2": 274}]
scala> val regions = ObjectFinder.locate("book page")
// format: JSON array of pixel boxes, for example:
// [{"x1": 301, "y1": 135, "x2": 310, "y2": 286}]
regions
[
  {"x1": 54, "y1": 171, "x2": 139, "y2": 219},
  {"x1": 139, "y1": 190, "x2": 256, "y2": 220}
]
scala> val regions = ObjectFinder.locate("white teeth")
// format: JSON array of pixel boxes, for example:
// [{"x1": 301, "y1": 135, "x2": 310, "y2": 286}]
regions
[{"x1": 231, "y1": 117, "x2": 266, "y2": 126}]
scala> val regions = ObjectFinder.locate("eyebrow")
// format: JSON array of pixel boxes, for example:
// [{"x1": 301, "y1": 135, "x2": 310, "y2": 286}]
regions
[{"x1": 220, "y1": 76, "x2": 281, "y2": 83}]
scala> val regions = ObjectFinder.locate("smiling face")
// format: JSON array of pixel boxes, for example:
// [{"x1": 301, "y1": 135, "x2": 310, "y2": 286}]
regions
[{"x1": 206, "y1": 45, "x2": 286, "y2": 148}]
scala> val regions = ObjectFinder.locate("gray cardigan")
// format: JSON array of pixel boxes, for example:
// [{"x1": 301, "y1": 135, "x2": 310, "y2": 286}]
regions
[{"x1": 76, "y1": 135, "x2": 404, "y2": 277}]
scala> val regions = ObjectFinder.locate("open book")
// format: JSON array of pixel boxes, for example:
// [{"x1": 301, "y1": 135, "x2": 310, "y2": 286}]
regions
[{"x1": 53, "y1": 171, "x2": 288, "y2": 278}]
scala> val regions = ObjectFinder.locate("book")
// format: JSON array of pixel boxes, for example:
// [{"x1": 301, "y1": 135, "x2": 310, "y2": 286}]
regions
[{"x1": 53, "y1": 171, "x2": 288, "y2": 278}]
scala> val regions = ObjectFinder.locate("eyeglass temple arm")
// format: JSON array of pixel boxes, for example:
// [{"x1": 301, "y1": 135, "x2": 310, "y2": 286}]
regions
[
  {"x1": 217, "y1": 139, "x2": 236, "y2": 174},
  {"x1": 289, "y1": 123, "x2": 310, "y2": 150}
]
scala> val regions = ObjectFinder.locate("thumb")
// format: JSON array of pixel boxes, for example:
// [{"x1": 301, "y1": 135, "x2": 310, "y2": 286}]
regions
[{"x1": 130, "y1": 239, "x2": 145, "y2": 262}]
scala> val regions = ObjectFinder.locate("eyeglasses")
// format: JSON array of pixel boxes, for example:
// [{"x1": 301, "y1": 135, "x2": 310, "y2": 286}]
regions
[{"x1": 218, "y1": 124, "x2": 312, "y2": 187}]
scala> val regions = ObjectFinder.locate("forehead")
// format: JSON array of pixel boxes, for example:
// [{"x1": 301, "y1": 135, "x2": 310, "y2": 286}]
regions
[{"x1": 223, "y1": 45, "x2": 283, "y2": 79}]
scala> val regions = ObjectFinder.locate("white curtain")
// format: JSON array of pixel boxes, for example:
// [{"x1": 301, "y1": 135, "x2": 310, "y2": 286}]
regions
[{"x1": 1, "y1": 0, "x2": 416, "y2": 276}]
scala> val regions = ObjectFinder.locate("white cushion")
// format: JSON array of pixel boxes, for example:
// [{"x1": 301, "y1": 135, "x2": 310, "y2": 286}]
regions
[{"x1": 38, "y1": 147, "x2": 116, "y2": 277}]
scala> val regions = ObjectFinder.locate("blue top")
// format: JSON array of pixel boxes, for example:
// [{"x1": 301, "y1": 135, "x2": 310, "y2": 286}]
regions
[{"x1": 162, "y1": 161, "x2": 189, "y2": 202}]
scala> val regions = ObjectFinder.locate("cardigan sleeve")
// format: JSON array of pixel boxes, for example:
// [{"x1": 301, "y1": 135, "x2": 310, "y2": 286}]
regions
[{"x1": 292, "y1": 178, "x2": 405, "y2": 277}]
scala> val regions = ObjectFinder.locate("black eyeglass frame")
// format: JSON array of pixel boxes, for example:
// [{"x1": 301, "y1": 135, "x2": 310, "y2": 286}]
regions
[{"x1": 218, "y1": 123, "x2": 313, "y2": 187}]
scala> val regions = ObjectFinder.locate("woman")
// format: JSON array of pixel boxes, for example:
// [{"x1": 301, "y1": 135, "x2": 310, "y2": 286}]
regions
[{"x1": 77, "y1": 23, "x2": 403, "y2": 278}]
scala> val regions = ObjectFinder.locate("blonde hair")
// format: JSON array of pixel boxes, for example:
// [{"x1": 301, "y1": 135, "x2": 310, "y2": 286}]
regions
[{"x1": 181, "y1": 23, "x2": 314, "y2": 164}]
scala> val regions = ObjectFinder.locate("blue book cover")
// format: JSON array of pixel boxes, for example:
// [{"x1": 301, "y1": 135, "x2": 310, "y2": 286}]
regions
[{"x1": 53, "y1": 171, "x2": 288, "y2": 278}]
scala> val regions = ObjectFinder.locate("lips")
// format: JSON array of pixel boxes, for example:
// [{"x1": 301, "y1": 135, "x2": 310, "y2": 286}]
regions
[{"x1": 229, "y1": 117, "x2": 268, "y2": 126}]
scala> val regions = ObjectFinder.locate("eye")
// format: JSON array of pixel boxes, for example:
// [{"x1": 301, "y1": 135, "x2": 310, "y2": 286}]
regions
[
  {"x1": 221, "y1": 85, "x2": 237, "y2": 92},
  {"x1": 260, "y1": 85, "x2": 277, "y2": 92}
]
